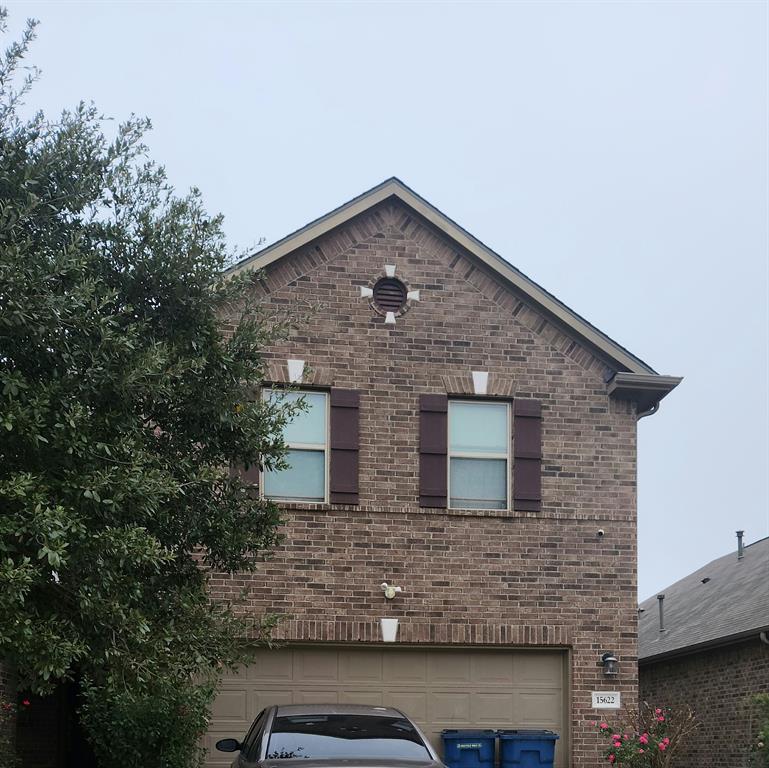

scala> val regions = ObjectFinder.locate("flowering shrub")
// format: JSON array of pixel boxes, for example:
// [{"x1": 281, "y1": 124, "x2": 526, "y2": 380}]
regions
[{"x1": 593, "y1": 703, "x2": 699, "y2": 767}]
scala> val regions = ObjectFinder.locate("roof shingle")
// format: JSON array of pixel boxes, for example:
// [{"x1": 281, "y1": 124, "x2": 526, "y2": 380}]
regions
[{"x1": 638, "y1": 536, "x2": 769, "y2": 662}]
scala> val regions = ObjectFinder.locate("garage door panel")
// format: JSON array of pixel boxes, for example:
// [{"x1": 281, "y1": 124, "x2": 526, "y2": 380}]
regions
[
  {"x1": 382, "y1": 650, "x2": 427, "y2": 683},
  {"x1": 251, "y1": 649, "x2": 293, "y2": 682},
  {"x1": 471, "y1": 654, "x2": 514, "y2": 685},
  {"x1": 294, "y1": 689, "x2": 340, "y2": 704},
  {"x1": 294, "y1": 649, "x2": 339, "y2": 682},
  {"x1": 254, "y1": 688, "x2": 294, "y2": 710},
  {"x1": 514, "y1": 690, "x2": 562, "y2": 726},
  {"x1": 429, "y1": 691, "x2": 471, "y2": 723},
  {"x1": 428, "y1": 652, "x2": 471, "y2": 683},
  {"x1": 339, "y1": 689, "x2": 384, "y2": 706},
  {"x1": 512, "y1": 652, "x2": 562, "y2": 685},
  {"x1": 340, "y1": 650, "x2": 383, "y2": 683},
  {"x1": 211, "y1": 689, "x2": 247, "y2": 721},
  {"x1": 472, "y1": 692, "x2": 514, "y2": 724},
  {"x1": 383, "y1": 691, "x2": 428, "y2": 722}
]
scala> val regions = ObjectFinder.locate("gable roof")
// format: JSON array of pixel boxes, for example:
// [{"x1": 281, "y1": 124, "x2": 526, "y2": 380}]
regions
[
  {"x1": 227, "y1": 178, "x2": 681, "y2": 403},
  {"x1": 638, "y1": 536, "x2": 769, "y2": 663}
]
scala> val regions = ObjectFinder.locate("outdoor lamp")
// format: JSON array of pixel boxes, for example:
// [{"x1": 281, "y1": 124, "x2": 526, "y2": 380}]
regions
[{"x1": 599, "y1": 652, "x2": 619, "y2": 676}]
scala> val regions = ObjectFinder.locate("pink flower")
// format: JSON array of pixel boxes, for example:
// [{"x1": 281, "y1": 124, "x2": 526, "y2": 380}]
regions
[
  {"x1": 659, "y1": 743, "x2": 668, "y2": 751},
  {"x1": 623, "y1": 734, "x2": 629, "y2": 741},
  {"x1": 592, "y1": 721, "x2": 598, "y2": 727},
  {"x1": 600, "y1": 722, "x2": 609, "y2": 730},
  {"x1": 639, "y1": 734, "x2": 649, "y2": 745},
  {"x1": 657, "y1": 715, "x2": 665, "y2": 722},
  {"x1": 638, "y1": 748, "x2": 645, "y2": 754},
  {"x1": 21, "y1": 699, "x2": 30, "y2": 707},
  {"x1": 613, "y1": 742, "x2": 621, "y2": 749},
  {"x1": 655, "y1": 708, "x2": 662, "y2": 714},
  {"x1": 608, "y1": 755, "x2": 615, "y2": 764}
]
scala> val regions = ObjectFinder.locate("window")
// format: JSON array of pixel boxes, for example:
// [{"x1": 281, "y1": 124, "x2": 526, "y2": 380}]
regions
[
  {"x1": 448, "y1": 400, "x2": 509, "y2": 510},
  {"x1": 266, "y1": 714, "x2": 431, "y2": 760},
  {"x1": 242, "y1": 709, "x2": 265, "y2": 760},
  {"x1": 263, "y1": 389, "x2": 328, "y2": 503}
]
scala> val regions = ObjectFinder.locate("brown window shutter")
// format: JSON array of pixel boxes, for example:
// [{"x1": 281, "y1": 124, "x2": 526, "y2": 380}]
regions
[
  {"x1": 513, "y1": 399, "x2": 542, "y2": 512},
  {"x1": 330, "y1": 388, "x2": 360, "y2": 504},
  {"x1": 230, "y1": 460, "x2": 260, "y2": 494},
  {"x1": 419, "y1": 394, "x2": 448, "y2": 508}
]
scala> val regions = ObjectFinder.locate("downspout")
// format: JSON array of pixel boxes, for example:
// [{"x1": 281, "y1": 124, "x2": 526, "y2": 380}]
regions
[{"x1": 637, "y1": 402, "x2": 659, "y2": 420}]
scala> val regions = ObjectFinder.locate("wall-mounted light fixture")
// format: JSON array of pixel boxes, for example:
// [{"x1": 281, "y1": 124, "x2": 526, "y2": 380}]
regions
[
  {"x1": 599, "y1": 652, "x2": 619, "y2": 677},
  {"x1": 381, "y1": 582, "x2": 402, "y2": 600}
]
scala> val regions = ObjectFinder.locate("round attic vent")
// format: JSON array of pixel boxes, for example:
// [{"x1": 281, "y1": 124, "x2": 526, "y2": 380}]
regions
[{"x1": 372, "y1": 277, "x2": 408, "y2": 313}]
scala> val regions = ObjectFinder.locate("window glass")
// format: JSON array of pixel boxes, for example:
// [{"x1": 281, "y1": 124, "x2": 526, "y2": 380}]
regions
[
  {"x1": 264, "y1": 449, "x2": 325, "y2": 502},
  {"x1": 264, "y1": 389, "x2": 327, "y2": 503},
  {"x1": 242, "y1": 710, "x2": 265, "y2": 759},
  {"x1": 266, "y1": 715, "x2": 431, "y2": 760},
  {"x1": 450, "y1": 458, "x2": 507, "y2": 509},
  {"x1": 449, "y1": 400, "x2": 509, "y2": 510},
  {"x1": 450, "y1": 402, "x2": 507, "y2": 453},
  {"x1": 268, "y1": 391, "x2": 327, "y2": 446}
]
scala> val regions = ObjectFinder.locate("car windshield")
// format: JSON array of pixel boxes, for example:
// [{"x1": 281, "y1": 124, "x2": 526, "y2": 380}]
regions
[{"x1": 266, "y1": 714, "x2": 431, "y2": 760}]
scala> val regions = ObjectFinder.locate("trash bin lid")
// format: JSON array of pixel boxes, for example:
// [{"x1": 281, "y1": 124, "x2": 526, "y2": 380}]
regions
[
  {"x1": 497, "y1": 730, "x2": 559, "y2": 739},
  {"x1": 441, "y1": 729, "x2": 498, "y2": 738}
]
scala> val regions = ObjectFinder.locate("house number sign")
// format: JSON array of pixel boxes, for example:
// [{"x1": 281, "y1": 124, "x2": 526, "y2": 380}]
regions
[{"x1": 592, "y1": 691, "x2": 621, "y2": 709}]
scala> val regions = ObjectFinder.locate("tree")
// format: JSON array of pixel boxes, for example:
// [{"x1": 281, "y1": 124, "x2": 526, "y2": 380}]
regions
[{"x1": 0, "y1": 9, "x2": 299, "y2": 766}]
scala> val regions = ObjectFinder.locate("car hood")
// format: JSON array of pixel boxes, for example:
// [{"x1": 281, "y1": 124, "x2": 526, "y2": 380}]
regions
[{"x1": 262, "y1": 759, "x2": 445, "y2": 768}]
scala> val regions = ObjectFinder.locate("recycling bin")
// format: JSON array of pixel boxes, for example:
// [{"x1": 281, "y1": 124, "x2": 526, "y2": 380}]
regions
[
  {"x1": 441, "y1": 729, "x2": 497, "y2": 768},
  {"x1": 497, "y1": 730, "x2": 559, "y2": 768}
]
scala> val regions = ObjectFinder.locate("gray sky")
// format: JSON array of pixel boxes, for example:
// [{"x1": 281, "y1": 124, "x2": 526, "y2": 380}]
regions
[{"x1": 8, "y1": 1, "x2": 768, "y2": 601}]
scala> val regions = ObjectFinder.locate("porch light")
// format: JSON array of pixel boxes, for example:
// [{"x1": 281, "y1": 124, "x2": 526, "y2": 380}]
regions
[{"x1": 599, "y1": 652, "x2": 619, "y2": 676}]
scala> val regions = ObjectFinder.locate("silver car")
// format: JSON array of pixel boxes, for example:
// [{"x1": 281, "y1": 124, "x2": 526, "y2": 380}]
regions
[{"x1": 216, "y1": 704, "x2": 446, "y2": 768}]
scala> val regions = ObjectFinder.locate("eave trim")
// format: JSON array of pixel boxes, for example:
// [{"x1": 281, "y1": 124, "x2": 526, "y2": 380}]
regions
[
  {"x1": 608, "y1": 372, "x2": 683, "y2": 412},
  {"x1": 639, "y1": 624, "x2": 769, "y2": 666}
]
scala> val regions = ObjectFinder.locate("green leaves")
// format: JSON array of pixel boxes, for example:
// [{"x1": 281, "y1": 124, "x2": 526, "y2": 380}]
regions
[{"x1": 0, "y1": 9, "x2": 299, "y2": 767}]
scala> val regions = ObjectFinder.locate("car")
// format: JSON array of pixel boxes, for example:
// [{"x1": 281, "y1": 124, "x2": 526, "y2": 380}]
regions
[{"x1": 215, "y1": 703, "x2": 446, "y2": 768}]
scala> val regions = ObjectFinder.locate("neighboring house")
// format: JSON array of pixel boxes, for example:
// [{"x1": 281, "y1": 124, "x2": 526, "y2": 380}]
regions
[
  {"x1": 203, "y1": 178, "x2": 681, "y2": 768},
  {"x1": 639, "y1": 534, "x2": 769, "y2": 768}
]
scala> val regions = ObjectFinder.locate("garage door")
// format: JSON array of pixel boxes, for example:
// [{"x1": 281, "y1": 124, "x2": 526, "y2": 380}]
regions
[{"x1": 206, "y1": 646, "x2": 568, "y2": 768}]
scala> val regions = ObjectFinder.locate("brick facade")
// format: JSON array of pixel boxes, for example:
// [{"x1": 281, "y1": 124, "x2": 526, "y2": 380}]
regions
[
  {"x1": 215, "y1": 198, "x2": 646, "y2": 766},
  {"x1": 640, "y1": 638, "x2": 769, "y2": 767}
]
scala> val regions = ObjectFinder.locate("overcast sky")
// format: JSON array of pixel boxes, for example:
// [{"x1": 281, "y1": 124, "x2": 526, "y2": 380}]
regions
[{"x1": 7, "y1": 1, "x2": 768, "y2": 600}]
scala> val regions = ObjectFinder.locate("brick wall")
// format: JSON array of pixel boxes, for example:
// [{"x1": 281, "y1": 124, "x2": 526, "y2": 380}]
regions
[
  {"x1": 215, "y1": 199, "x2": 643, "y2": 766},
  {"x1": 640, "y1": 638, "x2": 769, "y2": 767}
]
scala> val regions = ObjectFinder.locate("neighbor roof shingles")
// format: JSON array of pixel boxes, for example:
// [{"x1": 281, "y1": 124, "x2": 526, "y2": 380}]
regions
[{"x1": 638, "y1": 536, "x2": 769, "y2": 662}]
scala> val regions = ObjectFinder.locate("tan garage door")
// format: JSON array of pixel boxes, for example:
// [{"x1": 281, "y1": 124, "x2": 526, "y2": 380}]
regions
[{"x1": 206, "y1": 646, "x2": 568, "y2": 768}]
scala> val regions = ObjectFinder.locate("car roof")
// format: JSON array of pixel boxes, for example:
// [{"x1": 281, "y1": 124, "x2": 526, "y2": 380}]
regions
[{"x1": 275, "y1": 704, "x2": 405, "y2": 718}]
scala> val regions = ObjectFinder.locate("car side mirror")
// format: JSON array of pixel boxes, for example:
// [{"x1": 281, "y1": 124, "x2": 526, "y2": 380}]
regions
[{"x1": 216, "y1": 738, "x2": 241, "y2": 753}]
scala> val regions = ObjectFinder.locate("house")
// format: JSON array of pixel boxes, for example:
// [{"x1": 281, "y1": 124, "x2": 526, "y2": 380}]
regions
[
  {"x1": 639, "y1": 533, "x2": 769, "y2": 768},
  {"x1": 204, "y1": 178, "x2": 681, "y2": 768}
]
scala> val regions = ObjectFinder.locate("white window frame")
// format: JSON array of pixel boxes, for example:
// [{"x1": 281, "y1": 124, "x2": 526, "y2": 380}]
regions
[
  {"x1": 261, "y1": 388, "x2": 330, "y2": 504},
  {"x1": 447, "y1": 399, "x2": 511, "y2": 511}
]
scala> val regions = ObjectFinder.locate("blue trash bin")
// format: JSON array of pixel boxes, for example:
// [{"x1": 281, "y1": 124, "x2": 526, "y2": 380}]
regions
[
  {"x1": 441, "y1": 729, "x2": 497, "y2": 768},
  {"x1": 497, "y1": 730, "x2": 559, "y2": 768}
]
